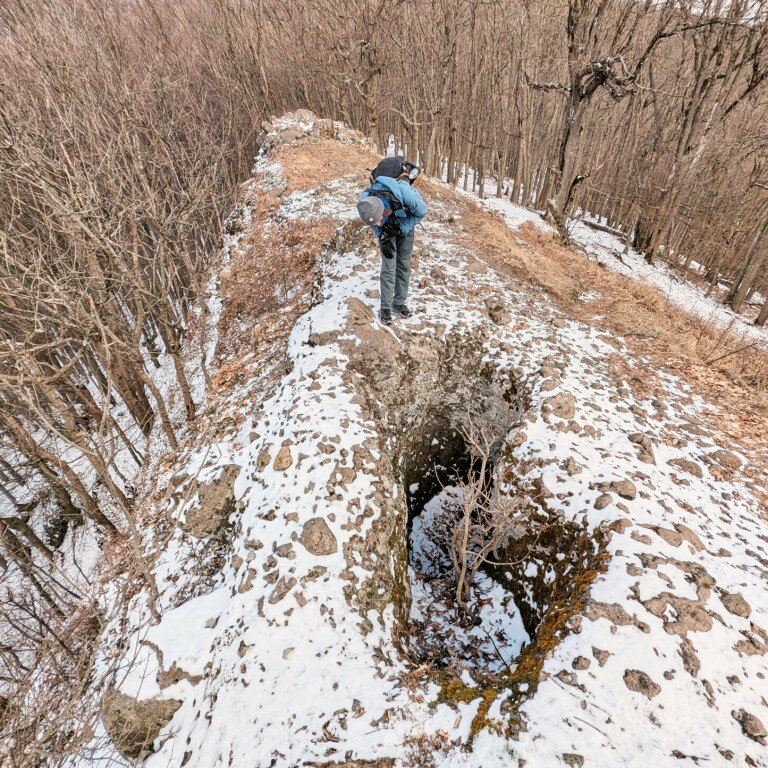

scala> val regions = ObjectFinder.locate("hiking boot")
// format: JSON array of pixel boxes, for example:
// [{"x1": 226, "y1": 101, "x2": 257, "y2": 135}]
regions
[
  {"x1": 392, "y1": 304, "x2": 413, "y2": 318},
  {"x1": 379, "y1": 308, "x2": 393, "y2": 326}
]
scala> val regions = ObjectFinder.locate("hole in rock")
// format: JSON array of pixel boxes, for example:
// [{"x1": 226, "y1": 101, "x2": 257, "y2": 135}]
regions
[
  {"x1": 404, "y1": 418, "x2": 530, "y2": 680},
  {"x1": 399, "y1": 379, "x2": 531, "y2": 681},
  {"x1": 400, "y1": 387, "x2": 606, "y2": 686}
]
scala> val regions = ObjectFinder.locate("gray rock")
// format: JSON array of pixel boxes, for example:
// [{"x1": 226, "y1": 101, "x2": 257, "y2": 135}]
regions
[
  {"x1": 609, "y1": 479, "x2": 637, "y2": 500},
  {"x1": 182, "y1": 464, "x2": 240, "y2": 539},
  {"x1": 544, "y1": 393, "x2": 576, "y2": 420},
  {"x1": 679, "y1": 638, "x2": 700, "y2": 677},
  {"x1": 312, "y1": 118, "x2": 335, "y2": 137},
  {"x1": 628, "y1": 432, "x2": 656, "y2": 464},
  {"x1": 594, "y1": 493, "x2": 613, "y2": 510},
  {"x1": 273, "y1": 445, "x2": 293, "y2": 471},
  {"x1": 268, "y1": 575, "x2": 297, "y2": 604},
  {"x1": 668, "y1": 458, "x2": 703, "y2": 478},
  {"x1": 732, "y1": 708, "x2": 767, "y2": 745},
  {"x1": 720, "y1": 591, "x2": 751, "y2": 619},
  {"x1": 623, "y1": 669, "x2": 661, "y2": 698},
  {"x1": 101, "y1": 690, "x2": 181, "y2": 760},
  {"x1": 299, "y1": 517, "x2": 338, "y2": 555},
  {"x1": 430, "y1": 265, "x2": 447, "y2": 282},
  {"x1": 711, "y1": 449, "x2": 741, "y2": 469},
  {"x1": 157, "y1": 663, "x2": 203, "y2": 690},
  {"x1": 485, "y1": 296, "x2": 510, "y2": 325},
  {"x1": 564, "y1": 457, "x2": 583, "y2": 476}
]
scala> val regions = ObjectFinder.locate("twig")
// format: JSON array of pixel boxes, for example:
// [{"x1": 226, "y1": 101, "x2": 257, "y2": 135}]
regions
[
  {"x1": 572, "y1": 715, "x2": 609, "y2": 739},
  {"x1": 706, "y1": 341, "x2": 756, "y2": 365}
]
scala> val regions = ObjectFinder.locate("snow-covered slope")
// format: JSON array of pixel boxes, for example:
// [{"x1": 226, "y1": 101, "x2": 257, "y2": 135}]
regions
[{"x1": 83, "y1": 113, "x2": 768, "y2": 768}]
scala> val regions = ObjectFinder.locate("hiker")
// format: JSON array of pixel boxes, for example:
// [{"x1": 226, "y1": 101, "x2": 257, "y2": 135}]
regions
[{"x1": 356, "y1": 156, "x2": 428, "y2": 326}]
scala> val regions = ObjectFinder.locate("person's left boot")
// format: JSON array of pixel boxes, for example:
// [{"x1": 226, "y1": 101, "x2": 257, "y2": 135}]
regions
[{"x1": 392, "y1": 304, "x2": 413, "y2": 318}]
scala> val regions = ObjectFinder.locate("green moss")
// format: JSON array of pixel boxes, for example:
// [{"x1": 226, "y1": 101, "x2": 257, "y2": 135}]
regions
[
  {"x1": 431, "y1": 671, "x2": 499, "y2": 746},
  {"x1": 427, "y1": 541, "x2": 610, "y2": 749}
]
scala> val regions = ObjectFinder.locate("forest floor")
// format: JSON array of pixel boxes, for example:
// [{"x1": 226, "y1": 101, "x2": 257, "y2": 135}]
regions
[{"x1": 73, "y1": 112, "x2": 768, "y2": 768}]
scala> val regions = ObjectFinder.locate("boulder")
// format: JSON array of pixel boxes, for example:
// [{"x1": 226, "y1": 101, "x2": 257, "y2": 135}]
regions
[
  {"x1": 544, "y1": 393, "x2": 576, "y2": 420},
  {"x1": 269, "y1": 575, "x2": 297, "y2": 604},
  {"x1": 732, "y1": 709, "x2": 767, "y2": 745},
  {"x1": 720, "y1": 591, "x2": 751, "y2": 619},
  {"x1": 182, "y1": 464, "x2": 240, "y2": 539},
  {"x1": 711, "y1": 449, "x2": 741, "y2": 469},
  {"x1": 668, "y1": 458, "x2": 703, "y2": 478},
  {"x1": 299, "y1": 517, "x2": 338, "y2": 555},
  {"x1": 609, "y1": 479, "x2": 637, "y2": 500},
  {"x1": 273, "y1": 445, "x2": 294, "y2": 471},
  {"x1": 628, "y1": 432, "x2": 656, "y2": 464},
  {"x1": 485, "y1": 296, "x2": 510, "y2": 325},
  {"x1": 430, "y1": 265, "x2": 447, "y2": 282},
  {"x1": 594, "y1": 493, "x2": 613, "y2": 510},
  {"x1": 312, "y1": 118, "x2": 335, "y2": 137},
  {"x1": 101, "y1": 690, "x2": 181, "y2": 760},
  {"x1": 279, "y1": 128, "x2": 306, "y2": 144},
  {"x1": 623, "y1": 669, "x2": 661, "y2": 699}
]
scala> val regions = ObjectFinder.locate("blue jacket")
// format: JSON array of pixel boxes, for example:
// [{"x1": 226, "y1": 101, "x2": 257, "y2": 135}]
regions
[{"x1": 358, "y1": 176, "x2": 428, "y2": 237}]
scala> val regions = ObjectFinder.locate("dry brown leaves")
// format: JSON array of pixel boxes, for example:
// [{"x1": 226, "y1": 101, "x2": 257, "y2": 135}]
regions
[
  {"x1": 448, "y1": 201, "x2": 768, "y2": 463},
  {"x1": 275, "y1": 139, "x2": 377, "y2": 192}
]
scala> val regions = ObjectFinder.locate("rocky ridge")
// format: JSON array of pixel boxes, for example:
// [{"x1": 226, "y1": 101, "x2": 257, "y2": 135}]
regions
[{"x1": 85, "y1": 112, "x2": 768, "y2": 768}]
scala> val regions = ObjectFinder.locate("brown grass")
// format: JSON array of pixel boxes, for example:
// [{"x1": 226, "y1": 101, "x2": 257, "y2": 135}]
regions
[
  {"x1": 216, "y1": 186, "x2": 337, "y2": 360},
  {"x1": 448, "y1": 199, "x2": 768, "y2": 458},
  {"x1": 275, "y1": 140, "x2": 378, "y2": 192}
]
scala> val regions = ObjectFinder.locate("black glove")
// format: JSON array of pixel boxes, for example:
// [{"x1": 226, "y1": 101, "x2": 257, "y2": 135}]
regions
[{"x1": 379, "y1": 219, "x2": 400, "y2": 242}]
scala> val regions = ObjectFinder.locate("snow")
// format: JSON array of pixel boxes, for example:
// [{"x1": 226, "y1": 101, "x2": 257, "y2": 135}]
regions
[
  {"x1": 424, "y1": 152, "x2": 768, "y2": 348},
  {"x1": 567, "y1": 217, "x2": 768, "y2": 346},
  {"x1": 473, "y1": 190, "x2": 768, "y2": 348},
  {"x1": 67, "y1": 122, "x2": 768, "y2": 768},
  {"x1": 409, "y1": 486, "x2": 530, "y2": 675}
]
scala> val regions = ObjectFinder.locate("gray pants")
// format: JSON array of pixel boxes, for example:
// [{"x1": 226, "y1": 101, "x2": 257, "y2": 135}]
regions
[{"x1": 379, "y1": 230, "x2": 414, "y2": 310}]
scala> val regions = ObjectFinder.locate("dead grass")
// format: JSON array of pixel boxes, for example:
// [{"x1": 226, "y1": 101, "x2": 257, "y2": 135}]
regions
[
  {"x1": 214, "y1": 138, "x2": 382, "y2": 362},
  {"x1": 275, "y1": 139, "x2": 378, "y2": 192},
  {"x1": 449, "y1": 199, "x2": 768, "y2": 458},
  {"x1": 216, "y1": 187, "x2": 337, "y2": 361}
]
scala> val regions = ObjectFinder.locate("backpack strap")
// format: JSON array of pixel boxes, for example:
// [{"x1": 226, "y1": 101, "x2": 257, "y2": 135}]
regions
[{"x1": 364, "y1": 187, "x2": 402, "y2": 213}]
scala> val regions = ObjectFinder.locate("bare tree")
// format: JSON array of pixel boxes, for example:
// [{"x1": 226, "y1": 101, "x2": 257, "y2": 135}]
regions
[{"x1": 450, "y1": 417, "x2": 529, "y2": 613}]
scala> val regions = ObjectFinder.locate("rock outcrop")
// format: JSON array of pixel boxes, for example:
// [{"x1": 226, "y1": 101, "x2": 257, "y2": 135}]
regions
[
  {"x1": 101, "y1": 690, "x2": 181, "y2": 761},
  {"x1": 181, "y1": 464, "x2": 240, "y2": 539}
]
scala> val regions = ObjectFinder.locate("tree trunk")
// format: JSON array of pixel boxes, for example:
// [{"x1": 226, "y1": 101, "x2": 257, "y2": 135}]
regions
[
  {"x1": 755, "y1": 294, "x2": 768, "y2": 327},
  {"x1": 727, "y1": 207, "x2": 768, "y2": 312}
]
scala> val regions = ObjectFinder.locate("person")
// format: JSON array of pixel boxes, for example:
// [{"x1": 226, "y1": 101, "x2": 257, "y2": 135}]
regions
[{"x1": 356, "y1": 157, "x2": 428, "y2": 326}]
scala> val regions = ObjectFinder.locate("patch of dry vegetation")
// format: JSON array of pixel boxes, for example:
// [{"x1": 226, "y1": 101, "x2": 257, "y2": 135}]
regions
[
  {"x1": 210, "y1": 133, "x2": 379, "y2": 396},
  {"x1": 216, "y1": 188, "x2": 337, "y2": 362},
  {"x1": 450, "y1": 203, "x2": 768, "y2": 457},
  {"x1": 275, "y1": 140, "x2": 378, "y2": 192}
]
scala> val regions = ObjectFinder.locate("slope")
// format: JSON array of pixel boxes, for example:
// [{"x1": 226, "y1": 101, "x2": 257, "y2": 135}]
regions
[{"x1": 79, "y1": 111, "x2": 768, "y2": 768}]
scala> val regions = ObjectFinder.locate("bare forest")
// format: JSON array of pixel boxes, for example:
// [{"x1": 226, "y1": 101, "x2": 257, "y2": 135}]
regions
[{"x1": 1, "y1": 0, "x2": 768, "y2": 763}]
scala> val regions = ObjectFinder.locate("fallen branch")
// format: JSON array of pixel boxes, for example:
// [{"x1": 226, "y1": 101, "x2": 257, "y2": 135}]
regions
[
  {"x1": 705, "y1": 341, "x2": 757, "y2": 366},
  {"x1": 575, "y1": 217, "x2": 626, "y2": 239}
]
